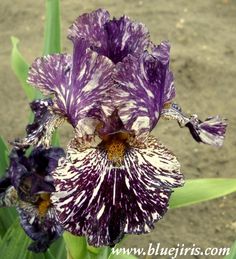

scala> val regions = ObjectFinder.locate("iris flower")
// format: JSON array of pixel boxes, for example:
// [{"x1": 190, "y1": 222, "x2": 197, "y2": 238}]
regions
[
  {"x1": 0, "y1": 136, "x2": 65, "y2": 252},
  {"x1": 15, "y1": 9, "x2": 227, "y2": 247}
]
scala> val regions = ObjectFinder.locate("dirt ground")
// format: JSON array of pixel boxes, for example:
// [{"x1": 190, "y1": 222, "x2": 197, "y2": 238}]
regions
[{"x1": 0, "y1": 0, "x2": 236, "y2": 258}]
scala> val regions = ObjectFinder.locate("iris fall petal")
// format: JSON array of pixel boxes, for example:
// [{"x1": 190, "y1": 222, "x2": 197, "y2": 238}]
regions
[{"x1": 52, "y1": 136, "x2": 183, "y2": 246}]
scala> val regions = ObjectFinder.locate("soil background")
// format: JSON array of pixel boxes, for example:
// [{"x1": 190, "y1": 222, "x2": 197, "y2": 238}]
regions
[{"x1": 0, "y1": 1, "x2": 236, "y2": 258}]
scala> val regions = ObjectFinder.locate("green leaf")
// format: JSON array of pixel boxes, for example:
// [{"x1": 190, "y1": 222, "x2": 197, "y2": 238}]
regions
[
  {"x1": 43, "y1": 251, "x2": 56, "y2": 259},
  {"x1": 50, "y1": 237, "x2": 66, "y2": 259},
  {"x1": 43, "y1": 0, "x2": 61, "y2": 54},
  {"x1": 0, "y1": 220, "x2": 57, "y2": 259},
  {"x1": 28, "y1": 250, "x2": 56, "y2": 259},
  {"x1": 0, "y1": 136, "x2": 9, "y2": 177},
  {"x1": 0, "y1": 208, "x2": 17, "y2": 238},
  {"x1": 0, "y1": 220, "x2": 32, "y2": 258},
  {"x1": 109, "y1": 254, "x2": 138, "y2": 259},
  {"x1": 107, "y1": 242, "x2": 138, "y2": 259},
  {"x1": 4, "y1": 222, "x2": 31, "y2": 258},
  {"x1": 225, "y1": 241, "x2": 236, "y2": 258},
  {"x1": 63, "y1": 232, "x2": 90, "y2": 259},
  {"x1": 0, "y1": 137, "x2": 17, "y2": 237},
  {"x1": 11, "y1": 37, "x2": 41, "y2": 100},
  {"x1": 87, "y1": 245, "x2": 108, "y2": 255},
  {"x1": 170, "y1": 178, "x2": 236, "y2": 209},
  {"x1": 87, "y1": 245, "x2": 111, "y2": 259}
]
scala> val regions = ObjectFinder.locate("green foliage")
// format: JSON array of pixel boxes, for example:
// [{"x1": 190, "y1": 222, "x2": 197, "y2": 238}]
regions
[
  {"x1": 107, "y1": 244, "x2": 137, "y2": 259},
  {"x1": 43, "y1": 0, "x2": 61, "y2": 55},
  {"x1": 0, "y1": 220, "x2": 31, "y2": 259},
  {"x1": 88, "y1": 245, "x2": 111, "y2": 258},
  {"x1": 50, "y1": 237, "x2": 67, "y2": 259},
  {"x1": 11, "y1": 37, "x2": 41, "y2": 101},
  {"x1": 0, "y1": 137, "x2": 9, "y2": 177},
  {"x1": 0, "y1": 136, "x2": 17, "y2": 237},
  {"x1": 64, "y1": 232, "x2": 90, "y2": 259},
  {"x1": 225, "y1": 241, "x2": 236, "y2": 259},
  {"x1": 108, "y1": 255, "x2": 137, "y2": 259},
  {"x1": 170, "y1": 178, "x2": 236, "y2": 209},
  {"x1": 0, "y1": 220, "x2": 56, "y2": 259},
  {"x1": 64, "y1": 233, "x2": 138, "y2": 259},
  {"x1": 0, "y1": 207, "x2": 17, "y2": 238}
]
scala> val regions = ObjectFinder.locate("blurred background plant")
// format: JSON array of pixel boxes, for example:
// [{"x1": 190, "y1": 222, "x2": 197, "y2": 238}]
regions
[{"x1": 0, "y1": 0, "x2": 235, "y2": 258}]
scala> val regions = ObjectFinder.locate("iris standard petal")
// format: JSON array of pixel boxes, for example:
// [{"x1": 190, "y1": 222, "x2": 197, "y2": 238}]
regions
[
  {"x1": 68, "y1": 9, "x2": 150, "y2": 64},
  {"x1": 68, "y1": 39, "x2": 115, "y2": 129},
  {"x1": 27, "y1": 40, "x2": 114, "y2": 136},
  {"x1": 68, "y1": 9, "x2": 110, "y2": 49},
  {"x1": 161, "y1": 103, "x2": 227, "y2": 147},
  {"x1": 27, "y1": 54, "x2": 72, "y2": 97},
  {"x1": 113, "y1": 41, "x2": 174, "y2": 137},
  {"x1": 102, "y1": 15, "x2": 150, "y2": 64},
  {"x1": 152, "y1": 42, "x2": 175, "y2": 104},
  {"x1": 52, "y1": 136, "x2": 183, "y2": 247},
  {"x1": 27, "y1": 54, "x2": 74, "y2": 124}
]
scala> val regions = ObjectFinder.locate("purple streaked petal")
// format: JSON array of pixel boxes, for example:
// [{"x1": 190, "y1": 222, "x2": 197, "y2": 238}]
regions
[
  {"x1": 161, "y1": 103, "x2": 227, "y2": 147},
  {"x1": 18, "y1": 206, "x2": 63, "y2": 253},
  {"x1": 27, "y1": 54, "x2": 72, "y2": 97},
  {"x1": 68, "y1": 9, "x2": 110, "y2": 49},
  {"x1": 186, "y1": 116, "x2": 227, "y2": 147},
  {"x1": 13, "y1": 99, "x2": 64, "y2": 148},
  {"x1": 27, "y1": 54, "x2": 74, "y2": 121},
  {"x1": 30, "y1": 98, "x2": 53, "y2": 118},
  {"x1": 152, "y1": 42, "x2": 175, "y2": 103},
  {"x1": 0, "y1": 146, "x2": 64, "y2": 253},
  {"x1": 102, "y1": 16, "x2": 150, "y2": 63},
  {"x1": 114, "y1": 41, "x2": 174, "y2": 137},
  {"x1": 28, "y1": 147, "x2": 66, "y2": 194},
  {"x1": 6, "y1": 146, "x2": 65, "y2": 202},
  {"x1": 52, "y1": 136, "x2": 183, "y2": 247},
  {"x1": 29, "y1": 146, "x2": 65, "y2": 177},
  {"x1": 68, "y1": 39, "x2": 115, "y2": 129},
  {"x1": 68, "y1": 9, "x2": 150, "y2": 64},
  {"x1": 28, "y1": 40, "x2": 115, "y2": 134},
  {"x1": 0, "y1": 185, "x2": 63, "y2": 252}
]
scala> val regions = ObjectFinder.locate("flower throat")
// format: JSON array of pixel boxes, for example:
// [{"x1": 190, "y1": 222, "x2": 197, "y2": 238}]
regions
[{"x1": 102, "y1": 132, "x2": 130, "y2": 166}]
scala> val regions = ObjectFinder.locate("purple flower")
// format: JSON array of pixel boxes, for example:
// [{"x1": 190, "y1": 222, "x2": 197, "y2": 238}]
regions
[
  {"x1": 21, "y1": 9, "x2": 227, "y2": 247},
  {"x1": 0, "y1": 146, "x2": 65, "y2": 252},
  {"x1": 68, "y1": 9, "x2": 150, "y2": 64}
]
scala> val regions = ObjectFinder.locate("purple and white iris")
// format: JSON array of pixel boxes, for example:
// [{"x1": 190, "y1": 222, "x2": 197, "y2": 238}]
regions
[
  {"x1": 16, "y1": 9, "x2": 227, "y2": 247},
  {"x1": 0, "y1": 146, "x2": 65, "y2": 252}
]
